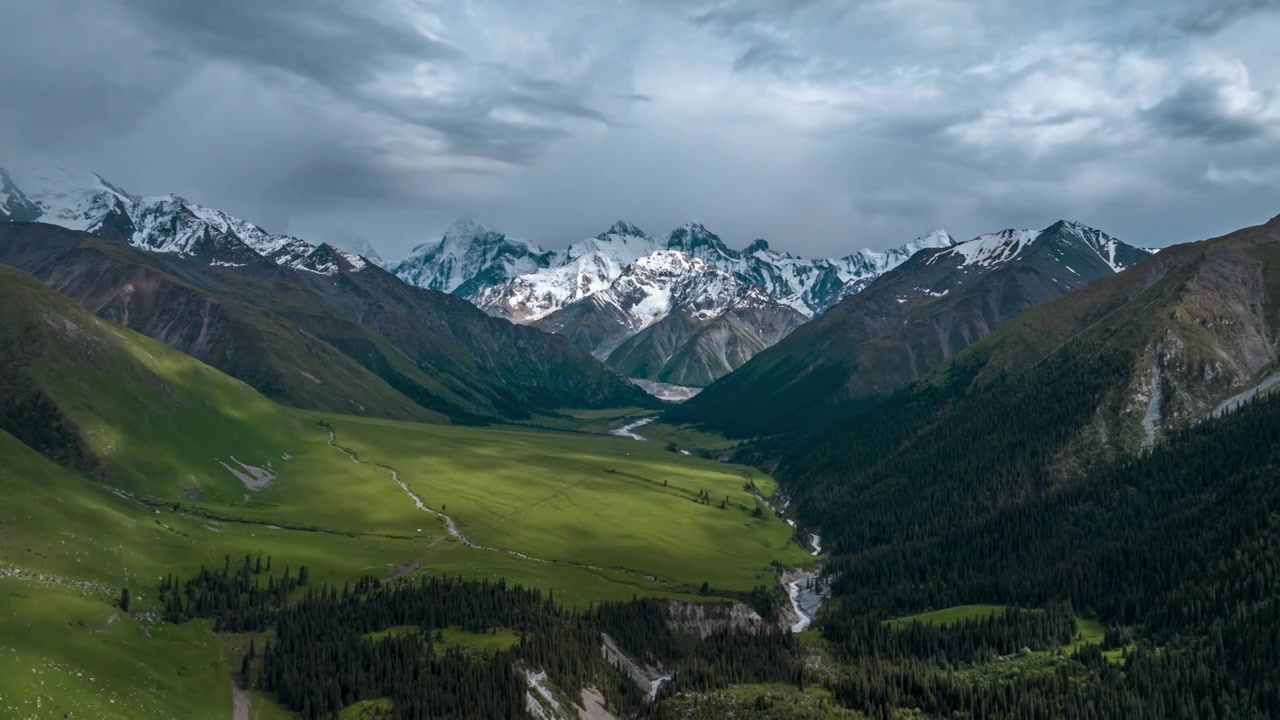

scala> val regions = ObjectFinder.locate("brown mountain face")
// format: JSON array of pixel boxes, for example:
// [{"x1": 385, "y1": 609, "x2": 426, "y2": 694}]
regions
[
  {"x1": 671, "y1": 221, "x2": 1153, "y2": 437},
  {"x1": 0, "y1": 223, "x2": 650, "y2": 424}
]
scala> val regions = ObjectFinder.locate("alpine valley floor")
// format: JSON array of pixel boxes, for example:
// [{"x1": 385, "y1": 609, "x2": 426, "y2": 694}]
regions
[{"x1": 0, "y1": 268, "x2": 813, "y2": 718}]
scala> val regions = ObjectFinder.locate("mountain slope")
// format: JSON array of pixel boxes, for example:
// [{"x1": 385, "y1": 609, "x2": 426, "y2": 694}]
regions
[
  {"x1": 288, "y1": 242, "x2": 652, "y2": 414},
  {"x1": 671, "y1": 221, "x2": 1154, "y2": 436},
  {"x1": 775, "y1": 213, "x2": 1280, "y2": 556},
  {"x1": 0, "y1": 264, "x2": 306, "y2": 500},
  {"x1": 0, "y1": 223, "x2": 649, "y2": 423},
  {"x1": 608, "y1": 300, "x2": 808, "y2": 387},
  {"x1": 794, "y1": 360, "x2": 1280, "y2": 718},
  {"x1": 0, "y1": 223, "x2": 437, "y2": 422},
  {"x1": 745, "y1": 219, "x2": 1280, "y2": 720}
]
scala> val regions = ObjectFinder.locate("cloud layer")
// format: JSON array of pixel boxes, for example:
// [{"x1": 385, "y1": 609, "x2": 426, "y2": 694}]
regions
[{"x1": 1, "y1": 0, "x2": 1278, "y2": 257}]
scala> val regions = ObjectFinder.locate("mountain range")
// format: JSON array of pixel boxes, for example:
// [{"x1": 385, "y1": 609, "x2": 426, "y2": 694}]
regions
[
  {"x1": 1, "y1": 162, "x2": 1158, "y2": 400},
  {"x1": 392, "y1": 219, "x2": 978, "y2": 385},
  {"x1": 669, "y1": 220, "x2": 1156, "y2": 435},
  {"x1": 0, "y1": 164, "x2": 650, "y2": 423},
  {"x1": 396, "y1": 213, "x2": 1162, "y2": 391}
]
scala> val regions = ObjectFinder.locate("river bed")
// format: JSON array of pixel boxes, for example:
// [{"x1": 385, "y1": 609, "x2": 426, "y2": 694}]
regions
[{"x1": 782, "y1": 568, "x2": 828, "y2": 632}]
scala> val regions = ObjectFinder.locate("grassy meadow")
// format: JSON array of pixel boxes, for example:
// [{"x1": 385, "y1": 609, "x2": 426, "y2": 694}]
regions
[{"x1": 327, "y1": 412, "x2": 810, "y2": 591}]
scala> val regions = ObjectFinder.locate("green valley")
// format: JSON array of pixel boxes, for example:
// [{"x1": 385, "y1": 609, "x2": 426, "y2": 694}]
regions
[{"x1": 0, "y1": 265, "x2": 810, "y2": 718}]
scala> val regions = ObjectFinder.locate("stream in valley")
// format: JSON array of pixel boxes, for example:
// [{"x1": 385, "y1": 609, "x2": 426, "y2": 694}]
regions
[
  {"x1": 609, "y1": 417, "x2": 655, "y2": 440},
  {"x1": 605, "y1": 419, "x2": 830, "y2": 633}
]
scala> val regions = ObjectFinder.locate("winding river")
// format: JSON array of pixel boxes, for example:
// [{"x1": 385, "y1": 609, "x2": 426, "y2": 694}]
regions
[
  {"x1": 609, "y1": 417, "x2": 655, "y2": 440},
  {"x1": 608, "y1": 419, "x2": 830, "y2": 633}
]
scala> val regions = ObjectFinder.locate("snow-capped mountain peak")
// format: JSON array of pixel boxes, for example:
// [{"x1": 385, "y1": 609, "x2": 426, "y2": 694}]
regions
[
  {"x1": 0, "y1": 168, "x2": 41, "y2": 222},
  {"x1": 294, "y1": 243, "x2": 369, "y2": 276},
  {"x1": 927, "y1": 221, "x2": 1148, "y2": 276},
  {"x1": 563, "y1": 250, "x2": 771, "y2": 335},
  {"x1": 334, "y1": 236, "x2": 386, "y2": 267},
  {"x1": 904, "y1": 230, "x2": 955, "y2": 254},
  {"x1": 601, "y1": 220, "x2": 646, "y2": 238},
  {"x1": 474, "y1": 249, "x2": 627, "y2": 323},
  {"x1": 1046, "y1": 220, "x2": 1131, "y2": 272},
  {"x1": 390, "y1": 217, "x2": 554, "y2": 295},
  {"x1": 1, "y1": 163, "x2": 322, "y2": 266},
  {"x1": 4, "y1": 163, "x2": 136, "y2": 236},
  {"x1": 405, "y1": 216, "x2": 970, "y2": 319},
  {"x1": 530, "y1": 248, "x2": 808, "y2": 384},
  {"x1": 666, "y1": 221, "x2": 734, "y2": 260}
]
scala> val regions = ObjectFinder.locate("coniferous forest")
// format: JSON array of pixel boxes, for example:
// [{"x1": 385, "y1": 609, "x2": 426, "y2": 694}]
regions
[
  {"x1": 760, "y1": 342, "x2": 1280, "y2": 719},
  {"x1": 159, "y1": 564, "x2": 804, "y2": 719}
]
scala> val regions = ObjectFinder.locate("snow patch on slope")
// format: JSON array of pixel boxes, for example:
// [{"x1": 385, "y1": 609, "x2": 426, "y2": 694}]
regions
[
  {"x1": 4, "y1": 163, "x2": 133, "y2": 232},
  {"x1": 2, "y1": 163, "x2": 323, "y2": 266},
  {"x1": 940, "y1": 229, "x2": 1038, "y2": 268}
]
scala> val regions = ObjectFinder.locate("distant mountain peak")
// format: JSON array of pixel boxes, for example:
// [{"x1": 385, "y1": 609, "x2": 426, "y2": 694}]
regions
[
  {"x1": 295, "y1": 243, "x2": 370, "y2": 276},
  {"x1": 335, "y1": 236, "x2": 385, "y2": 267},
  {"x1": 1044, "y1": 219, "x2": 1112, "y2": 243},
  {"x1": 666, "y1": 221, "x2": 731, "y2": 257},
  {"x1": 913, "y1": 229, "x2": 955, "y2": 247},
  {"x1": 745, "y1": 238, "x2": 770, "y2": 254},
  {"x1": 443, "y1": 215, "x2": 489, "y2": 239},
  {"x1": 602, "y1": 220, "x2": 646, "y2": 238},
  {"x1": 0, "y1": 168, "x2": 41, "y2": 222},
  {"x1": 632, "y1": 248, "x2": 708, "y2": 275}
]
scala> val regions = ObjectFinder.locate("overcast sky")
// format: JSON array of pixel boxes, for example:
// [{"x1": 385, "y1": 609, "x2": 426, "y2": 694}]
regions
[{"x1": 2, "y1": 0, "x2": 1279, "y2": 258}]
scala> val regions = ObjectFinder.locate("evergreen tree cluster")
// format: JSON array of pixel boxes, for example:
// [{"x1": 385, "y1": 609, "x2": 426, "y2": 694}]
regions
[
  {"x1": 757, "y1": 339, "x2": 1280, "y2": 717},
  {"x1": 825, "y1": 602, "x2": 1078, "y2": 664},
  {"x1": 158, "y1": 553, "x2": 303, "y2": 631},
  {"x1": 161, "y1": 565, "x2": 805, "y2": 718}
]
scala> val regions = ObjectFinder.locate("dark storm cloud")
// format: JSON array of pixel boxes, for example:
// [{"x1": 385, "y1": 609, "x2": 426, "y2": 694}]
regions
[
  {"x1": 111, "y1": 0, "x2": 611, "y2": 166},
  {"x1": 1175, "y1": 0, "x2": 1280, "y2": 35},
  {"x1": 1, "y1": 0, "x2": 1279, "y2": 258},
  {"x1": 114, "y1": 0, "x2": 460, "y2": 89},
  {"x1": 1146, "y1": 78, "x2": 1275, "y2": 143},
  {"x1": 0, "y1": 0, "x2": 186, "y2": 145}
]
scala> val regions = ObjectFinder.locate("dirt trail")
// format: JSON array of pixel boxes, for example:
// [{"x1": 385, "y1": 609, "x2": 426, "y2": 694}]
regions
[
  {"x1": 323, "y1": 428, "x2": 672, "y2": 586},
  {"x1": 578, "y1": 688, "x2": 619, "y2": 720},
  {"x1": 232, "y1": 680, "x2": 249, "y2": 720}
]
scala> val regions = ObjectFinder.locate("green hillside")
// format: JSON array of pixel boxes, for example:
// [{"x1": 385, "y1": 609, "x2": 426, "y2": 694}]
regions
[{"x1": 0, "y1": 223, "x2": 652, "y2": 427}]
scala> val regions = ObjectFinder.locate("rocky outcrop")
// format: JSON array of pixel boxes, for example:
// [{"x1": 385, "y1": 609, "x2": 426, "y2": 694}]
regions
[{"x1": 664, "y1": 600, "x2": 770, "y2": 639}]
